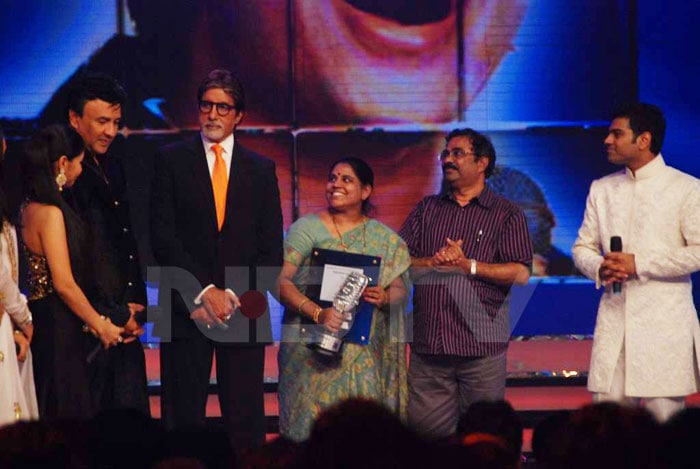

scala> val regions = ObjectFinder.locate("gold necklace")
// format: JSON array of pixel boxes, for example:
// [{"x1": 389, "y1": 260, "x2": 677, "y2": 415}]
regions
[{"x1": 331, "y1": 214, "x2": 367, "y2": 252}]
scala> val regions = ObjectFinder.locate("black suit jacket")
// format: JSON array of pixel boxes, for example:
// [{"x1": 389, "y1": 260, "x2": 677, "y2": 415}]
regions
[
  {"x1": 65, "y1": 143, "x2": 147, "y2": 326},
  {"x1": 150, "y1": 135, "x2": 283, "y2": 344}
]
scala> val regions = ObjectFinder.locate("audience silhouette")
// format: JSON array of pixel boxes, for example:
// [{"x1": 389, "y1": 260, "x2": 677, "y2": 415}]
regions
[{"x1": 0, "y1": 397, "x2": 696, "y2": 468}]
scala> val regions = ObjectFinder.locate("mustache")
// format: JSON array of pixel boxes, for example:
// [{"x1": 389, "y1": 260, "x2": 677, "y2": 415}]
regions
[{"x1": 442, "y1": 163, "x2": 458, "y2": 171}]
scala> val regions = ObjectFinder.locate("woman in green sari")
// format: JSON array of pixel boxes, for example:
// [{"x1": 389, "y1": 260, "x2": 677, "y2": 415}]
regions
[{"x1": 276, "y1": 157, "x2": 411, "y2": 441}]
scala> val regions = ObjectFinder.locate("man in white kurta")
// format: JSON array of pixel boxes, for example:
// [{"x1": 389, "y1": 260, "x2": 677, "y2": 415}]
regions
[{"x1": 573, "y1": 103, "x2": 700, "y2": 422}]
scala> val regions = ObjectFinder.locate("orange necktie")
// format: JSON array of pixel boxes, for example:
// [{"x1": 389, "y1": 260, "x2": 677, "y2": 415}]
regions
[{"x1": 211, "y1": 144, "x2": 228, "y2": 231}]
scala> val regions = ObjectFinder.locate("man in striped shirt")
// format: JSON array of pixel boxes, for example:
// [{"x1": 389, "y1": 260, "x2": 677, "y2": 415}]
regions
[{"x1": 399, "y1": 128, "x2": 532, "y2": 439}]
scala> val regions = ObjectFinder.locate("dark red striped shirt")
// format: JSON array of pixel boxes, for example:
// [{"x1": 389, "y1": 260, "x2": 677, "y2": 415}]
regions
[{"x1": 399, "y1": 187, "x2": 532, "y2": 356}]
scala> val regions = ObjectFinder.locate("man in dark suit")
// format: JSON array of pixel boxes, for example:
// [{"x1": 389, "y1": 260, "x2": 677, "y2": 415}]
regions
[
  {"x1": 66, "y1": 73, "x2": 149, "y2": 414},
  {"x1": 150, "y1": 69, "x2": 283, "y2": 451}
]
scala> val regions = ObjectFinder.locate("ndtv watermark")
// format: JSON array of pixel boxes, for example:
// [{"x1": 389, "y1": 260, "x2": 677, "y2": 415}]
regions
[{"x1": 147, "y1": 265, "x2": 544, "y2": 344}]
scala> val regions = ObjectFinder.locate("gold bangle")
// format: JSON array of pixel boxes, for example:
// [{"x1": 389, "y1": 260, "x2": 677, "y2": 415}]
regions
[
  {"x1": 297, "y1": 298, "x2": 311, "y2": 314},
  {"x1": 312, "y1": 307, "x2": 323, "y2": 324}
]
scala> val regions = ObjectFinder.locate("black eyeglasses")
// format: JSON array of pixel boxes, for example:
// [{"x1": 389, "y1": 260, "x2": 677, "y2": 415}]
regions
[
  {"x1": 198, "y1": 100, "x2": 235, "y2": 116},
  {"x1": 438, "y1": 148, "x2": 477, "y2": 161}
]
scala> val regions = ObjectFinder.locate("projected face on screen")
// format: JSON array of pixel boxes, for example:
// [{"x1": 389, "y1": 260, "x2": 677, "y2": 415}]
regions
[
  {"x1": 7, "y1": 0, "x2": 636, "y2": 129},
  {"x1": 118, "y1": 0, "x2": 527, "y2": 127},
  {"x1": 290, "y1": 0, "x2": 527, "y2": 124},
  {"x1": 3, "y1": 0, "x2": 638, "y2": 279}
]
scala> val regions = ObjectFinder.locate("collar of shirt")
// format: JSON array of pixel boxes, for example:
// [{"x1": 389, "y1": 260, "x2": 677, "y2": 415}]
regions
[
  {"x1": 85, "y1": 148, "x2": 101, "y2": 165},
  {"x1": 440, "y1": 185, "x2": 496, "y2": 209},
  {"x1": 625, "y1": 153, "x2": 666, "y2": 181},
  {"x1": 200, "y1": 132, "x2": 235, "y2": 177},
  {"x1": 81, "y1": 148, "x2": 111, "y2": 182}
]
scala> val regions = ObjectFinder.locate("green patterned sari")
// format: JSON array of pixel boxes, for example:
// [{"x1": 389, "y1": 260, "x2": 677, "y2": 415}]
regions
[{"x1": 278, "y1": 214, "x2": 411, "y2": 441}]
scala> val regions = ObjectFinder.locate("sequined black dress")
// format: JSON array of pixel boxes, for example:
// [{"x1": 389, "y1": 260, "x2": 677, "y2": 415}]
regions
[{"x1": 24, "y1": 206, "x2": 96, "y2": 421}]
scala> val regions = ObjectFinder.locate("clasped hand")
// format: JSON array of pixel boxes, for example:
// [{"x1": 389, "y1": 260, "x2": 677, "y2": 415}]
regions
[
  {"x1": 599, "y1": 251, "x2": 636, "y2": 284},
  {"x1": 124, "y1": 302, "x2": 146, "y2": 338},
  {"x1": 191, "y1": 287, "x2": 240, "y2": 329},
  {"x1": 431, "y1": 238, "x2": 465, "y2": 271},
  {"x1": 92, "y1": 317, "x2": 126, "y2": 349},
  {"x1": 87, "y1": 304, "x2": 144, "y2": 348}
]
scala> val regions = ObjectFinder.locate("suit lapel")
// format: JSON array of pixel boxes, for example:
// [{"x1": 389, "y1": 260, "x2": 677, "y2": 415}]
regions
[
  {"x1": 222, "y1": 144, "x2": 246, "y2": 230},
  {"x1": 223, "y1": 143, "x2": 251, "y2": 232}
]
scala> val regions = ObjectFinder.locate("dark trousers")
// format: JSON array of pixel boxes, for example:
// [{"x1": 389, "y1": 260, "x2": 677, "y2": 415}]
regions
[
  {"x1": 160, "y1": 336, "x2": 266, "y2": 453},
  {"x1": 407, "y1": 350, "x2": 507, "y2": 439},
  {"x1": 90, "y1": 339, "x2": 150, "y2": 416}
]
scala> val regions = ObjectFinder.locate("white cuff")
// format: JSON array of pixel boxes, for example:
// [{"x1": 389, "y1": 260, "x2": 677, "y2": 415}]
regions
[
  {"x1": 594, "y1": 261, "x2": 603, "y2": 289},
  {"x1": 16, "y1": 309, "x2": 32, "y2": 329},
  {"x1": 194, "y1": 284, "x2": 216, "y2": 304},
  {"x1": 225, "y1": 288, "x2": 238, "y2": 300}
]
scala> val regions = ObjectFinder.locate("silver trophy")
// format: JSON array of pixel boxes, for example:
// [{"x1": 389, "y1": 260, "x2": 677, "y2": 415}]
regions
[{"x1": 314, "y1": 271, "x2": 370, "y2": 357}]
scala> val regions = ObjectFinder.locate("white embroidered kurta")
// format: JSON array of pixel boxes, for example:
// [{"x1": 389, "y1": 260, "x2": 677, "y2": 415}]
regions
[
  {"x1": 0, "y1": 222, "x2": 38, "y2": 427},
  {"x1": 573, "y1": 155, "x2": 700, "y2": 397}
]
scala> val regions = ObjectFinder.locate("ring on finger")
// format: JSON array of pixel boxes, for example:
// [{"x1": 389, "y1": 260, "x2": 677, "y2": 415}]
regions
[{"x1": 117, "y1": 336, "x2": 124, "y2": 344}]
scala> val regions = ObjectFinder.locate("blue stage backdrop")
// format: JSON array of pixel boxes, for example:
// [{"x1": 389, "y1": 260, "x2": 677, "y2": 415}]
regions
[{"x1": 1, "y1": 0, "x2": 698, "y2": 338}]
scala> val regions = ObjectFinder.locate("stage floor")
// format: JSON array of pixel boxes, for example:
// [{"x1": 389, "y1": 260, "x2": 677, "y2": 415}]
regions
[
  {"x1": 142, "y1": 336, "x2": 700, "y2": 453},
  {"x1": 143, "y1": 335, "x2": 596, "y2": 386}
]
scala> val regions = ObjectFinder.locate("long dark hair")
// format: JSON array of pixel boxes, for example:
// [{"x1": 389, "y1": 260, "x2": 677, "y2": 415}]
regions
[
  {"x1": 21, "y1": 124, "x2": 84, "y2": 207},
  {"x1": 21, "y1": 125, "x2": 90, "y2": 286},
  {"x1": 328, "y1": 157, "x2": 376, "y2": 216}
]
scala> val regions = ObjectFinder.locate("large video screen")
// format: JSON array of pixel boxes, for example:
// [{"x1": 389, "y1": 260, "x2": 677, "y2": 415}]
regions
[
  {"x1": 0, "y1": 0, "x2": 635, "y2": 257},
  {"x1": 3, "y1": 0, "x2": 699, "y2": 335},
  {"x1": 3, "y1": 0, "x2": 635, "y2": 127}
]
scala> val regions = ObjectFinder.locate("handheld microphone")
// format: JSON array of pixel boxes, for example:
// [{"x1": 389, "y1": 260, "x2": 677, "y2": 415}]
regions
[
  {"x1": 610, "y1": 236, "x2": 622, "y2": 294},
  {"x1": 86, "y1": 342, "x2": 103, "y2": 364}
]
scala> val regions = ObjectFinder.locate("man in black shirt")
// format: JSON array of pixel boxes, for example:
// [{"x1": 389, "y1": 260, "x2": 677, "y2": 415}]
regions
[{"x1": 66, "y1": 73, "x2": 149, "y2": 414}]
